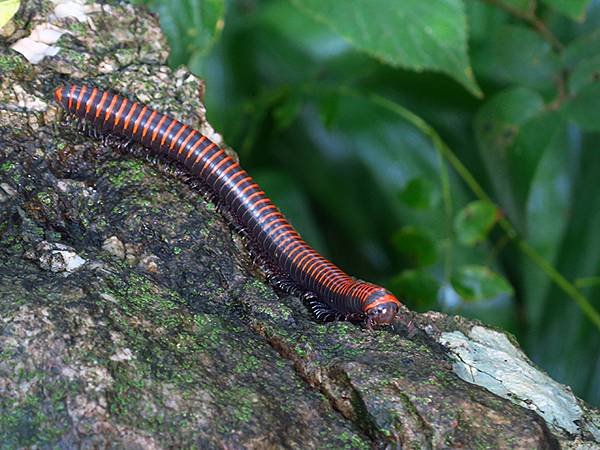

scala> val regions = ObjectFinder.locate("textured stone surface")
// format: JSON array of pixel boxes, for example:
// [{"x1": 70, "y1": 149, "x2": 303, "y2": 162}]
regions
[{"x1": 0, "y1": 1, "x2": 597, "y2": 448}]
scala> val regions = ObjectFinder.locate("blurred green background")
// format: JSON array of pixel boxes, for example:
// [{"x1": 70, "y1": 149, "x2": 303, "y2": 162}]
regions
[{"x1": 136, "y1": 0, "x2": 600, "y2": 406}]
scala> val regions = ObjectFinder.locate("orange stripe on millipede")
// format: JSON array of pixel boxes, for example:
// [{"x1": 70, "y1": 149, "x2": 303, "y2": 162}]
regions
[
  {"x1": 296, "y1": 254, "x2": 315, "y2": 278},
  {"x1": 286, "y1": 245, "x2": 305, "y2": 262},
  {"x1": 261, "y1": 218, "x2": 287, "y2": 233},
  {"x1": 113, "y1": 97, "x2": 129, "y2": 127},
  {"x1": 304, "y1": 257, "x2": 335, "y2": 284},
  {"x1": 94, "y1": 91, "x2": 110, "y2": 119},
  {"x1": 309, "y1": 263, "x2": 342, "y2": 288},
  {"x1": 85, "y1": 88, "x2": 99, "y2": 116},
  {"x1": 151, "y1": 114, "x2": 169, "y2": 144},
  {"x1": 226, "y1": 176, "x2": 252, "y2": 204},
  {"x1": 68, "y1": 85, "x2": 77, "y2": 110},
  {"x1": 364, "y1": 296, "x2": 399, "y2": 311},
  {"x1": 243, "y1": 190, "x2": 263, "y2": 204},
  {"x1": 260, "y1": 211, "x2": 282, "y2": 224},
  {"x1": 238, "y1": 189, "x2": 266, "y2": 219},
  {"x1": 256, "y1": 214, "x2": 283, "y2": 236},
  {"x1": 314, "y1": 267, "x2": 344, "y2": 289},
  {"x1": 185, "y1": 136, "x2": 207, "y2": 163},
  {"x1": 279, "y1": 238, "x2": 298, "y2": 256},
  {"x1": 132, "y1": 106, "x2": 148, "y2": 135},
  {"x1": 75, "y1": 85, "x2": 87, "y2": 113},
  {"x1": 273, "y1": 234, "x2": 302, "y2": 254},
  {"x1": 304, "y1": 258, "x2": 327, "y2": 279},
  {"x1": 122, "y1": 102, "x2": 138, "y2": 131},
  {"x1": 142, "y1": 111, "x2": 158, "y2": 138},
  {"x1": 218, "y1": 161, "x2": 240, "y2": 179},
  {"x1": 176, "y1": 129, "x2": 196, "y2": 157},
  {"x1": 297, "y1": 251, "x2": 317, "y2": 275},
  {"x1": 168, "y1": 124, "x2": 187, "y2": 150},
  {"x1": 273, "y1": 229, "x2": 300, "y2": 245},
  {"x1": 103, "y1": 94, "x2": 120, "y2": 123},
  {"x1": 237, "y1": 182, "x2": 258, "y2": 197},
  {"x1": 231, "y1": 172, "x2": 252, "y2": 191},
  {"x1": 191, "y1": 139, "x2": 217, "y2": 167},
  {"x1": 249, "y1": 198, "x2": 271, "y2": 212},
  {"x1": 195, "y1": 142, "x2": 215, "y2": 160},
  {"x1": 357, "y1": 285, "x2": 371, "y2": 301},
  {"x1": 159, "y1": 118, "x2": 178, "y2": 146},
  {"x1": 266, "y1": 223, "x2": 293, "y2": 241},
  {"x1": 290, "y1": 247, "x2": 311, "y2": 267},
  {"x1": 255, "y1": 204, "x2": 276, "y2": 218},
  {"x1": 358, "y1": 284, "x2": 371, "y2": 300},
  {"x1": 198, "y1": 146, "x2": 222, "y2": 174}
]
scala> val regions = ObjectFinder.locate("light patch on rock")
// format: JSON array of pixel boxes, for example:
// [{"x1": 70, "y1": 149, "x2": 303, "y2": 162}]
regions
[
  {"x1": 26, "y1": 241, "x2": 86, "y2": 273},
  {"x1": 10, "y1": 23, "x2": 67, "y2": 64},
  {"x1": 138, "y1": 254, "x2": 159, "y2": 273},
  {"x1": 0, "y1": 183, "x2": 17, "y2": 202},
  {"x1": 439, "y1": 326, "x2": 598, "y2": 439},
  {"x1": 102, "y1": 236, "x2": 126, "y2": 259},
  {"x1": 52, "y1": 0, "x2": 88, "y2": 22},
  {"x1": 110, "y1": 348, "x2": 134, "y2": 362}
]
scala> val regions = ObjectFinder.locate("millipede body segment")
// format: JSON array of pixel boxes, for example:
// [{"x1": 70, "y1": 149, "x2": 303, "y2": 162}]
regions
[{"x1": 54, "y1": 84, "x2": 401, "y2": 327}]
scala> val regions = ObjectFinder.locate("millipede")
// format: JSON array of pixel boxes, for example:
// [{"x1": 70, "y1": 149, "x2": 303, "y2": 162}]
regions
[{"x1": 54, "y1": 84, "x2": 402, "y2": 328}]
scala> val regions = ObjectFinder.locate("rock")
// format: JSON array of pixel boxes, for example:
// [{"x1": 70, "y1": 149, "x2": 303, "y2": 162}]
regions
[{"x1": 0, "y1": 0, "x2": 597, "y2": 448}]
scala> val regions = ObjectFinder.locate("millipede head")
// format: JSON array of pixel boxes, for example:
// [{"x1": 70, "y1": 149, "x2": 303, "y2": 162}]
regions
[
  {"x1": 364, "y1": 291, "x2": 401, "y2": 328},
  {"x1": 54, "y1": 85, "x2": 71, "y2": 111}
]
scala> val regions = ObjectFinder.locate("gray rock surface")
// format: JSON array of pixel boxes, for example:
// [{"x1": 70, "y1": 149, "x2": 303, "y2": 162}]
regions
[{"x1": 0, "y1": 0, "x2": 597, "y2": 448}]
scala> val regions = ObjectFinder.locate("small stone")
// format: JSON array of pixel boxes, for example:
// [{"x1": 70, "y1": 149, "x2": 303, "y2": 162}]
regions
[
  {"x1": 109, "y1": 348, "x2": 134, "y2": 362},
  {"x1": 32, "y1": 241, "x2": 86, "y2": 273},
  {"x1": 138, "y1": 254, "x2": 159, "y2": 273},
  {"x1": 102, "y1": 236, "x2": 125, "y2": 259}
]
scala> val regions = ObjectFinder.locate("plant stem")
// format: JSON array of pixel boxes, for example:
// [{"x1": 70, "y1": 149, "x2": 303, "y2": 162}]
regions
[{"x1": 365, "y1": 92, "x2": 600, "y2": 331}]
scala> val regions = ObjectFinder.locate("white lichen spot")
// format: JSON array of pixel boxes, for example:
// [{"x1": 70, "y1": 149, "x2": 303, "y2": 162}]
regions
[
  {"x1": 102, "y1": 236, "x2": 126, "y2": 259},
  {"x1": 440, "y1": 326, "x2": 586, "y2": 437},
  {"x1": 27, "y1": 241, "x2": 86, "y2": 273},
  {"x1": 10, "y1": 23, "x2": 67, "y2": 64},
  {"x1": 109, "y1": 348, "x2": 134, "y2": 362},
  {"x1": 97, "y1": 60, "x2": 116, "y2": 73},
  {"x1": 52, "y1": 0, "x2": 88, "y2": 23},
  {"x1": 0, "y1": 183, "x2": 17, "y2": 202}
]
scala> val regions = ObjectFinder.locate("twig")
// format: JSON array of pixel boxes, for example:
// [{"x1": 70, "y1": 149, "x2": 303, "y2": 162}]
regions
[{"x1": 482, "y1": 0, "x2": 564, "y2": 51}]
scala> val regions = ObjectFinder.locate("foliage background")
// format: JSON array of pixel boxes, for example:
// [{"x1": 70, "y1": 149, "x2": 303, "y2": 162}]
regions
[{"x1": 137, "y1": 0, "x2": 600, "y2": 407}]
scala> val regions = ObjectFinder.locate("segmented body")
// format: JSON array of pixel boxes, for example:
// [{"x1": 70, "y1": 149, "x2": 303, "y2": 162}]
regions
[{"x1": 54, "y1": 85, "x2": 401, "y2": 326}]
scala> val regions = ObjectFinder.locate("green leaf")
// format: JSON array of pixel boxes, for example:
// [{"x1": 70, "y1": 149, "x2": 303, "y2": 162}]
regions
[
  {"x1": 0, "y1": 0, "x2": 19, "y2": 29},
  {"x1": 454, "y1": 200, "x2": 498, "y2": 246},
  {"x1": 389, "y1": 269, "x2": 440, "y2": 310},
  {"x1": 509, "y1": 111, "x2": 565, "y2": 223},
  {"x1": 451, "y1": 265, "x2": 513, "y2": 302},
  {"x1": 474, "y1": 87, "x2": 545, "y2": 229},
  {"x1": 561, "y1": 83, "x2": 600, "y2": 131},
  {"x1": 568, "y1": 54, "x2": 600, "y2": 94},
  {"x1": 519, "y1": 114, "x2": 570, "y2": 326},
  {"x1": 391, "y1": 226, "x2": 438, "y2": 268},
  {"x1": 524, "y1": 134, "x2": 600, "y2": 408},
  {"x1": 471, "y1": 23, "x2": 560, "y2": 89},
  {"x1": 542, "y1": 0, "x2": 590, "y2": 21},
  {"x1": 398, "y1": 177, "x2": 439, "y2": 210},
  {"x1": 502, "y1": 0, "x2": 534, "y2": 13},
  {"x1": 141, "y1": 0, "x2": 225, "y2": 68},
  {"x1": 273, "y1": 95, "x2": 301, "y2": 130},
  {"x1": 289, "y1": 0, "x2": 481, "y2": 97},
  {"x1": 318, "y1": 91, "x2": 340, "y2": 129},
  {"x1": 563, "y1": 29, "x2": 600, "y2": 68}
]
